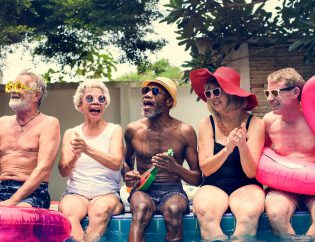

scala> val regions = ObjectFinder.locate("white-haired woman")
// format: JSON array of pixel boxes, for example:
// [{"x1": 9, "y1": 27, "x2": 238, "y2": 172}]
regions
[{"x1": 58, "y1": 80, "x2": 124, "y2": 242}]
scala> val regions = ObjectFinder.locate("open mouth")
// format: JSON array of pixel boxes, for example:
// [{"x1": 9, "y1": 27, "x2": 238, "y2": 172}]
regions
[
  {"x1": 11, "y1": 94, "x2": 21, "y2": 99},
  {"x1": 143, "y1": 100, "x2": 155, "y2": 108},
  {"x1": 89, "y1": 107, "x2": 101, "y2": 114}
]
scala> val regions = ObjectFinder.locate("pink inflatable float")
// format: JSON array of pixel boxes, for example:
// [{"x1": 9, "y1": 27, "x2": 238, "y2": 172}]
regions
[
  {"x1": 256, "y1": 148, "x2": 315, "y2": 195},
  {"x1": 0, "y1": 206, "x2": 71, "y2": 242},
  {"x1": 302, "y1": 75, "x2": 315, "y2": 134}
]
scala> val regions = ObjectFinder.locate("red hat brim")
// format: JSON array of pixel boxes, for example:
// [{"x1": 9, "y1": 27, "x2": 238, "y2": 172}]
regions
[{"x1": 189, "y1": 68, "x2": 258, "y2": 110}]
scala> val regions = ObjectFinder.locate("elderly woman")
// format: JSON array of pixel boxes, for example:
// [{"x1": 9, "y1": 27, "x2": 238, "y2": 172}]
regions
[
  {"x1": 58, "y1": 80, "x2": 124, "y2": 242},
  {"x1": 190, "y1": 67, "x2": 265, "y2": 241}
]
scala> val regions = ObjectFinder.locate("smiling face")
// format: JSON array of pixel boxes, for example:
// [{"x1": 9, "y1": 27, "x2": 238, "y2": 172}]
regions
[
  {"x1": 141, "y1": 83, "x2": 171, "y2": 119},
  {"x1": 266, "y1": 80, "x2": 296, "y2": 114},
  {"x1": 205, "y1": 82, "x2": 229, "y2": 114},
  {"x1": 9, "y1": 75, "x2": 37, "y2": 112},
  {"x1": 80, "y1": 87, "x2": 106, "y2": 119}
]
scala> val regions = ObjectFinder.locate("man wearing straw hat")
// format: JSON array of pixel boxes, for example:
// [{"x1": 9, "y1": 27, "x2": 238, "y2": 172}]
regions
[{"x1": 124, "y1": 77, "x2": 201, "y2": 242}]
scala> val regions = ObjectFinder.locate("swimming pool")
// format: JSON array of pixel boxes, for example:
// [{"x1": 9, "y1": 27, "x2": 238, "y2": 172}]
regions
[{"x1": 79, "y1": 211, "x2": 313, "y2": 241}]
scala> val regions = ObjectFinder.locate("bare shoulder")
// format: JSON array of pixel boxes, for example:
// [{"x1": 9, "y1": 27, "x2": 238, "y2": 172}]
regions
[
  {"x1": 40, "y1": 114, "x2": 60, "y2": 129},
  {"x1": 249, "y1": 115, "x2": 264, "y2": 127},
  {"x1": 0, "y1": 115, "x2": 13, "y2": 125},
  {"x1": 198, "y1": 116, "x2": 211, "y2": 129},
  {"x1": 125, "y1": 118, "x2": 147, "y2": 138},
  {"x1": 173, "y1": 118, "x2": 197, "y2": 138},
  {"x1": 262, "y1": 111, "x2": 275, "y2": 124}
]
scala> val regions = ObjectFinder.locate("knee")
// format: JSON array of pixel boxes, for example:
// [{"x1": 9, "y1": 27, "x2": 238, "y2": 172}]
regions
[
  {"x1": 164, "y1": 204, "x2": 183, "y2": 218},
  {"x1": 194, "y1": 202, "x2": 216, "y2": 222},
  {"x1": 237, "y1": 205, "x2": 262, "y2": 224},
  {"x1": 91, "y1": 205, "x2": 111, "y2": 220},
  {"x1": 267, "y1": 205, "x2": 291, "y2": 224},
  {"x1": 132, "y1": 202, "x2": 152, "y2": 223}
]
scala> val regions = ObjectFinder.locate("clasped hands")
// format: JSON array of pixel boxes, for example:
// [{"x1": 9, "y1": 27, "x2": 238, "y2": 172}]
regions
[{"x1": 226, "y1": 123, "x2": 247, "y2": 154}]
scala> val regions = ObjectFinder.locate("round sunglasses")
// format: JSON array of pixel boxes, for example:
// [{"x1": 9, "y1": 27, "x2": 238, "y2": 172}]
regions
[
  {"x1": 84, "y1": 94, "x2": 106, "y2": 104},
  {"x1": 204, "y1": 87, "x2": 222, "y2": 99},
  {"x1": 141, "y1": 87, "x2": 163, "y2": 96},
  {"x1": 264, "y1": 86, "x2": 295, "y2": 98}
]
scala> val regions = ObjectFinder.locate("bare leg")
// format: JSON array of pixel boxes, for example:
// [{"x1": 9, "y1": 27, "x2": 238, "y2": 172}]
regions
[
  {"x1": 59, "y1": 194, "x2": 89, "y2": 241},
  {"x1": 265, "y1": 189, "x2": 297, "y2": 235},
  {"x1": 129, "y1": 191, "x2": 156, "y2": 242},
  {"x1": 85, "y1": 194, "x2": 123, "y2": 242},
  {"x1": 193, "y1": 186, "x2": 229, "y2": 241},
  {"x1": 160, "y1": 195, "x2": 187, "y2": 241},
  {"x1": 230, "y1": 185, "x2": 265, "y2": 237},
  {"x1": 306, "y1": 198, "x2": 315, "y2": 236}
]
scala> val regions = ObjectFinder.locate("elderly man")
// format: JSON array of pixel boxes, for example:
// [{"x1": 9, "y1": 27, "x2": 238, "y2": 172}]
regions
[
  {"x1": 0, "y1": 70, "x2": 60, "y2": 208},
  {"x1": 124, "y1": 77, "x2": 201, "y2": 242},
  {"x1": 263, "y1": 68, "x2": 315, "y2": 236}
]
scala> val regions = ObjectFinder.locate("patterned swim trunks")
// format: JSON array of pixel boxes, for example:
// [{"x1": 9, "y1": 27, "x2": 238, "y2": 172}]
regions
[{"x1": 0, "y1": 180, "x2": 50, "y2": 208}]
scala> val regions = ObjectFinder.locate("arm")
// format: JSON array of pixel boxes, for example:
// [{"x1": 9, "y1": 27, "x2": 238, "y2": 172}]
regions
[
  {"x1": 198, "y1": 117, "x2": 236, "y2": 177},
  {"x1": 7, "y1": 117, "x2": 60, "y2": 205},
  {"x1": 77, "y1": 125, "x2": 124, "y2": 171},
  {"x1": 237, "y1": 117, "x2": 265, "y2": 178},
  {"x1": 176, "y1": 125, "x2": 202, "y2": 186},
  {"x1": 123, "y1": 124, "x2": 141, "y2": 187},
  {"x1": 58, "y1": 128, "x2": 78, "y2": 177}
]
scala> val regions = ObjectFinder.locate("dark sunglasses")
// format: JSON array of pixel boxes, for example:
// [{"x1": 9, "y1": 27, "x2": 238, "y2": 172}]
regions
[
  {"x1": 204, "y1": 87, "x2": 222, "y2": 99},
  {"x1": 85, "y1": 94, "x2": 106, "y2": 104},
  {"x1": 264, "y1": 86, "x2": 295, "y2": 98},
  {"x1": 141, "y1": 87, "x2": 162, "y2": 96}
]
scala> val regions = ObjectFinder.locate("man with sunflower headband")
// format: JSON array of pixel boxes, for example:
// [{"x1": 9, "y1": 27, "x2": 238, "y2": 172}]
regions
[{"x1": 0, "y1": 69, "x2": 60, "y2": 208}]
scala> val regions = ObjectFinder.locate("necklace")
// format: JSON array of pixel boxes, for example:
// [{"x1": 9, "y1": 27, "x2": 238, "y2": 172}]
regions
[
  {"x1": 215, "y1": 111, "x2": 247, "y2": 137},
  {"x1": 16, "y1": 112, "x2": 41, "y2": 132}
]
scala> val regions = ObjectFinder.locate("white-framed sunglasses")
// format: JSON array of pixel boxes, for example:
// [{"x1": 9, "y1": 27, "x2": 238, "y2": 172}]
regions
[{"x1": 204, "y1": 87, "x2": 222, "y2": 99}]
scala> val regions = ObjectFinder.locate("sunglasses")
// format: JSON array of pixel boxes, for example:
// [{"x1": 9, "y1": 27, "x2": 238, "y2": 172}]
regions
[
  {"x1": 84, "y1": 94, "x2": 106, "y2": 104},
  {"x1": 204, "y1": 87, "x2": 222, "y2": 99},
  {"x1": 5, "y1": 81, "x2": 37, "y2": 93},
  {"x1": 264, "y1": 86, "x2": 295, "y2": 98},
  {"x1": 141, "y1": 87, "x2": 163, "y2": 96}
]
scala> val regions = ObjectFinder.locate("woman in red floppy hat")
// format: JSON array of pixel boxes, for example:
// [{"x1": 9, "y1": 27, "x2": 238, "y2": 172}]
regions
[{"x1": 190, "y1": 67, "x2": 265, "y2": 240}]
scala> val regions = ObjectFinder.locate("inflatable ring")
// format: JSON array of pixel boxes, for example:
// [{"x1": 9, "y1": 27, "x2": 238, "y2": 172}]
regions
[
  {"x1": 256, "y1": 148, "x2": 315, "y2": 195},
  {"x1": 0, "y1": 206, "x2": 71, "y2": 241},
  {"x1": 302, "y1": 75, "x2": 315, "y2": 134}
]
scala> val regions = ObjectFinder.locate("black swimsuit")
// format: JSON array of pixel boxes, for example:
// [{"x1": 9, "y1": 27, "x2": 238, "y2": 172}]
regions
[{"x1": 201, "y1": 115, "x2": 262, "y2": 195}]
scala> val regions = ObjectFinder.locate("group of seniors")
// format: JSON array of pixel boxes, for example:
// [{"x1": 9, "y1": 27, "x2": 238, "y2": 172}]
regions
[{"x1": 0, "y1": 67, "x2": 315, "y2": 242}]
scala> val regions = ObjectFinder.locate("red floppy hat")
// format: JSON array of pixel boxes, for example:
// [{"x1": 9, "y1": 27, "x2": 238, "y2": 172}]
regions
[{"x1": 189, "y1": 67, "x2": 258, "y2": 110}]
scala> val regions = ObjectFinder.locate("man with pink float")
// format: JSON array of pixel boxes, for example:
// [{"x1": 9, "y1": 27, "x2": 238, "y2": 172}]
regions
[{"x1": 260, "y1": 68, "x2": 315, "y2": 236}]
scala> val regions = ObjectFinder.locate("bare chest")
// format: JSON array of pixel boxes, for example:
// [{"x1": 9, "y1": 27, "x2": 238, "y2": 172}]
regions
[{"x1": 132, "y1": 129, "x2": 184, "y2": 160}]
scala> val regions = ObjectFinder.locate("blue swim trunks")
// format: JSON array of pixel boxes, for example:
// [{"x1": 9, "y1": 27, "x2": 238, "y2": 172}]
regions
[
  {"x1": 130, "y1": 182, "x2": 190, "y2": 214},
  {"x1": 0, "y1": 180, "x2": 50, "y2": 208}
]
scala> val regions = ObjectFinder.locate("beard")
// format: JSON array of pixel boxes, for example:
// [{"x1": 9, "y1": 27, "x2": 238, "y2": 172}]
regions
[
  {"x1": 9, "y1": 98, "x2": 32, "y2": 112},
  {"x1": 142, "y1": 103, "x2": 168, "y2": 119}
]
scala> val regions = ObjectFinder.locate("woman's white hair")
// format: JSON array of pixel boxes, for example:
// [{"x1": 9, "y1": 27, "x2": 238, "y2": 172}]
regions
[{"x1": 73, "y1": 79, "x2": 111, "y2": 111}]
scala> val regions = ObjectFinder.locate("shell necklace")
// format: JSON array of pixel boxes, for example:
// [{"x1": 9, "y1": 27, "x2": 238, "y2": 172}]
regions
[
  {"x1": 215, "y1": 111, "x2": 247, "y2": 136},
  {"x1": 16, "y1": 112, "x2": 41, "y2": 132}
]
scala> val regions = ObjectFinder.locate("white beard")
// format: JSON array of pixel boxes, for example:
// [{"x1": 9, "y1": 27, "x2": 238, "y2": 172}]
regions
[
  {"x1": 9, "y1": 98, "x2": 32, "y2": 112},
  {"x1": 142, "y1": 103, "x2": 167, "y2": 119}
]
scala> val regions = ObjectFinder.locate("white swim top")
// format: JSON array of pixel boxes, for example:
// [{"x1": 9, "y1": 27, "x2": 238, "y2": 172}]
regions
[{"x1": 66, "y1": 122, "x2": 122, "y2": 199}]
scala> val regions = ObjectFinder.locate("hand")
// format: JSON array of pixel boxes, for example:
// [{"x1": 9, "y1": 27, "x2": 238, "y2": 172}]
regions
[
  {"x1": 226, "y1": 128, "x2": 238, "y2": 154},
  {"x1": 71, "y1": 132, "x2": 87, "y2": 156},
  {"x1": 125, "y1": 170, "x2": 141, "y2": 188},
  {"x1": 0, "y1": 198, "x2": 18, "y2": 207},
  {"x1": 234, "y1": 123, "x2": 247, "y2": 148},
  {"x1": 151, "y1": 152, "x2": 178, "y2": 172}
]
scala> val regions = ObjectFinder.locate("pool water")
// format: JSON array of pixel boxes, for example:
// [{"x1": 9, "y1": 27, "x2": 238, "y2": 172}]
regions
[{"x1": 72, "y1": 211, "x2": 313, "y2": 242}]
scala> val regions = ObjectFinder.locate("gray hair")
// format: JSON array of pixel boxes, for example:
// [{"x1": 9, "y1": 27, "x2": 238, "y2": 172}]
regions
[
  {"x1": 19, "y1": 69, "x2": 47, "y2": 108},
  {"x1": 73, "y1": 79, "x2": 111, "y2": 111}
]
